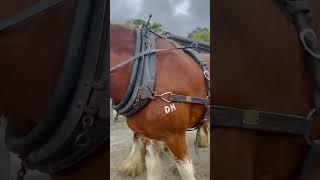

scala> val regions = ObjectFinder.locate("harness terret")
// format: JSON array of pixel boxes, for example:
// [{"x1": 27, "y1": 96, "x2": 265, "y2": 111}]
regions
[
  {"x1": 212, "y1": 1, "x2": 320, "y2": 179},
  {"x1": 111, "y1": 22, "x2": 210, "y2": 130},
  {"x1": 0, "y1": 0, "x2": 107, "y2": 179}
]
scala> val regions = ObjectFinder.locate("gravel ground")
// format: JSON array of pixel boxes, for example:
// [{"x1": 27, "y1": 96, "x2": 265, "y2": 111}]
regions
[{"x1": 110, "y1": 114, "x2": 210, "y2": 180}]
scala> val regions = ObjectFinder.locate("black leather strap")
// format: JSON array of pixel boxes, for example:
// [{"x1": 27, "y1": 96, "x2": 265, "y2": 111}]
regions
[
  {"x1": 165, "y1": 32, "x2": 210, "y2": 53},
  {"x1": 212, "y1": 105, "x2": 311, "y2": 135},
  {"x1": 0, "y1": 0, "x2": 65, "y2": 32},
  {"x1": 170, "y1": 94, "x2": 208, "y2": 105},
  {"x1": 4, "y1": 0, "x2": 108, "y2": 174},
  {"x1": 299, "y1": 140, "x2": 320, "y2": 180},
  {"x1": 275, "y1": 0, "x2": 320, "y2": 112},
  {"x1": 5, "y1": 0, "x2": 91, "y2": 155}
]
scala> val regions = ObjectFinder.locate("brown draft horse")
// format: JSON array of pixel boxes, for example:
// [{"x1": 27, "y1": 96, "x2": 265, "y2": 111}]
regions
[
  {"x1": 110, "y1": 24, "x2": 210, "y2": 180},
  {"x1": 212, "y1": 0, "x2": 320, "y2": 180},
  {"x1": 0, "y1": 0, "x2": 107, "y2": 180}
]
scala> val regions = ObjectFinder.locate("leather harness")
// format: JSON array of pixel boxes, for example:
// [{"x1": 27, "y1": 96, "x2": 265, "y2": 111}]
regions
[
  {"x1": 0, "y1": 0, "x2": 107, "y2": 179},
  {"x1": 111, "y1": 26, "x2": 210, "y2": 131},
  {"x1": 212, "y1": 1, "x2": 320, "y2": 179}
]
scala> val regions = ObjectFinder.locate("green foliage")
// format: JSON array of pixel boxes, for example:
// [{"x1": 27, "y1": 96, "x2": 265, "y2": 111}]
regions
[
  {"x1": 126, "y1": 18, "x2": 163, "y2": 32},
  {"x1": 187, "y1": 27, "x2": 210, "y2": 44}
]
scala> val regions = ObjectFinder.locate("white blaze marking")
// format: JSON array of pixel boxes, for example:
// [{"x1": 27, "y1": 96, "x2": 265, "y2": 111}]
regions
[{"x1": 164, "y1": 103, "x2": 176, "y2": 114}]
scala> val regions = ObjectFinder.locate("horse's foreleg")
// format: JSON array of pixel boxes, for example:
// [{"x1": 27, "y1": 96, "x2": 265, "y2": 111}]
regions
[
  {"x1": 166, "y1": 133, "x2": 196, "y2": 180},
  {"x1": 118, "y1": 134, "x2": 145, "y2": 176},
  {"x1": 197, "y1": 121, "x2": 210, "y2": 148},
  {"x1": 145, "y1": 139, "x2": 164, "y2": 180}
]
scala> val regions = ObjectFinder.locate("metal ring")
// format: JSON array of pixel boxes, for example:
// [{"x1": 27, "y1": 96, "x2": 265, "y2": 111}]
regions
[
  {"x1": 82, "y1": 115, "x2": 94, "y2": 127},
  {"x1": 205, "y1": 96, "x2": 210, "y2": 107},
  {"x1": 75, "y1": 131, "x2": 90, "y2": 147},
  {"x1": 191, "y1": 42, "x2": 198, "y2": 49},
  {"x1": 304, "y1": 134, "x2": 314, "y2": 146},
  {"x1": 160, "y1": 92, "x2": 172, "y2": 103},
  {"x1": 299, "y1": 28, "x2": 320, "y2": 59},
  {"x1": 304, "y1": 108, "x2": 318, "y2": 146},
  {"x1": 203, "y1": 70, "x2": 210, "y2": 80},
  {"x1": 306, "y1": 108, "x2": 316, "y2": 120}
]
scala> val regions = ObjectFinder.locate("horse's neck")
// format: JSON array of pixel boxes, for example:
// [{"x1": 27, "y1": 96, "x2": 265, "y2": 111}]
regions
[
  {"x1": 213, "y1": 0, "x2": 313, "y2": 115},
  {"x1": 0, "y1": 0, "x2": 72, "y2": 135},
  {"x1": 110, "y1": 25, "x2": 136, "y2": 104},
  {"x1": 0, "y1": 54, "x2": 63, "y2": 135},
  {"x1": 51, "y1": 145, "x2": 108, "y2": 180}
]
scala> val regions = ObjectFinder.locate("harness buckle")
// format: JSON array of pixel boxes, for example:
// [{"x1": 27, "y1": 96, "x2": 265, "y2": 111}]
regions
[
  {"x1": 203, "y1": 70, "x2": 210, "y2": 80},
  {"x1": 191, "y1": 42, "x2": 198, "y2": 49},
  {"x1": 304, "y1": 108, "x2": 319, "y2": 146},
  {"x1": 154, "y1": 92, "x2": 173, "y2": 103},
  {"x1": 205, "y1": 96, "x2": 210, "y2": 107},
  {"x1": 299, "y1": 28, "x2": 320, "y2": 59}
]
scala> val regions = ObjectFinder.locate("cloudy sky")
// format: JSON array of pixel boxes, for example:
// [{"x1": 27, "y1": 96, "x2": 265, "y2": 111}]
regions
[{"x1": 110, "y1": 0, "x2": 210, "y2": 37}]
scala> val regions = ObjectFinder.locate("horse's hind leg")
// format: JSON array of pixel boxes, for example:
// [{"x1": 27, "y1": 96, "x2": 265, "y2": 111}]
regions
[
  {"x1": 197, "y1": 121, "x2": 210, "y2": 148},
  {"x1": 118, "y1": 134, "x2": 145, "y2": 176},
  {"x1": 145, "y1": 139, "x2": 164, "y2": 180},
  {"x1": 166, "y1": 133, "x2": 196, "y2": 180}
]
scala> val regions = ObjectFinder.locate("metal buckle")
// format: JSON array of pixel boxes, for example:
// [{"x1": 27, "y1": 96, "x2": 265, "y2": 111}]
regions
[
  {"x1": 191, "y1": 42, "x2": 198, "y2": 49},
  {"x1": 154, "y1": 92, "x2": 172, "y2": 103},
  {"x1": 243, "y1": 110, "x2": 259, "y2": 125},
  {"x1": 306, "y1": 108, "x2": 316, "y2": 120},
  {"x1": 305, "y1": 108, "x2": 317, "y2": 146},
  {"x1": 203, "y1": 70, "x2": 210, "y2": 80},
  {"x1": 299, "y1": 28, "x2": 320, "y2": 59},
  {"x1": 205, "y1": 96, "x2": 210, "y2": 107}
]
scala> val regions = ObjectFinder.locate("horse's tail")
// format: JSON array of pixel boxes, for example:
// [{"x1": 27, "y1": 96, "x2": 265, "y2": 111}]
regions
[{"x1": 194, "y1": 120, "x2": 210, "y2": 154}]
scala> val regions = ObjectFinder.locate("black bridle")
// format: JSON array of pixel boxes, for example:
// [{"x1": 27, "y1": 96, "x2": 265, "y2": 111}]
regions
[
  {"x1": 212, "y1": 1, "x2": 320, "y2": 179},
  {"x1": 0, "y1": 0, "x2": 107, "y2": 179}
]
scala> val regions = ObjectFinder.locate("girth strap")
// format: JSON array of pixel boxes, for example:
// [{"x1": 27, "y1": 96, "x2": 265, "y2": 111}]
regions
[
  {"x1": 170, "y1": 94, "x2": 208, "y2": 105},
  {"x1": 212, "y1": 105, "x2": 311, "y2": 135},
  {"x1": 149, "y1": 91, "x2": 209, "y2": 105}
]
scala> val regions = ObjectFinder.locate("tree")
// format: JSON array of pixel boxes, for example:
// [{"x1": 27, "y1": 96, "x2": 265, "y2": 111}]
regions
[
  {"x1": 126, "y1": 18, "x2": 163, "y2": 32},
  {"x1": 187, "y1": 27, "x2": 210, "y2": 44}
]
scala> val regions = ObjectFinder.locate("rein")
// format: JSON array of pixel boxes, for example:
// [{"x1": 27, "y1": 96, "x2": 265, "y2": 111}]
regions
[{"x1": 110, "y1": 36, "x2": 198, "y2": 72}]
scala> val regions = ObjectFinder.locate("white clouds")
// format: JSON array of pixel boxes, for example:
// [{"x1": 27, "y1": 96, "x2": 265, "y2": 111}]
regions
[
  {"x1": 110, "y1": 0, "x2": 209, "y2": 37},
  {"x1": 173, "y1": 1, "x2": 190, "y2": 16},
  {"x1": 110, "y1": 0, "x2": 142, "y2": 23}
]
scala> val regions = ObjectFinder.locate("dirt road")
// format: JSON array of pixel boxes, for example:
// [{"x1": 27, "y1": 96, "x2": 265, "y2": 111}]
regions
[{"x1": 110, "y1": 114, "x2": 210, "y2": 180}]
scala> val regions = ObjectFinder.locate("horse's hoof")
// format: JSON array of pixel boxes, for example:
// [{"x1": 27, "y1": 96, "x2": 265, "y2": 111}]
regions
[{"x1": 118, "y1": 158, "x2": 144, "y2": 177}]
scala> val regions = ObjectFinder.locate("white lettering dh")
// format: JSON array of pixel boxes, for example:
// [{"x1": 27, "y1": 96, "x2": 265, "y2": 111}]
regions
[{"x1": 164, "y1": 103, "x2": 176, "y2": 114}]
